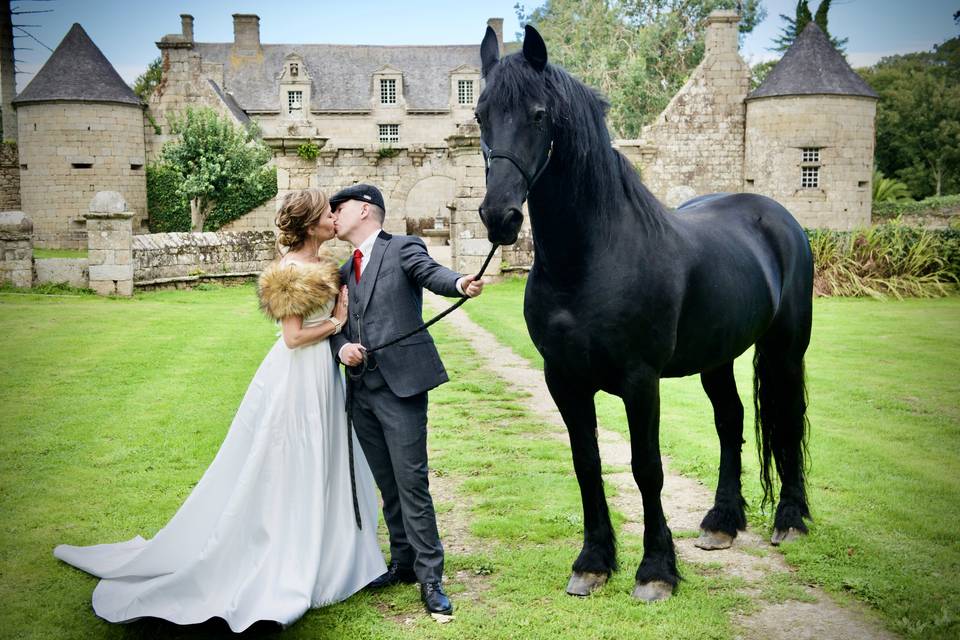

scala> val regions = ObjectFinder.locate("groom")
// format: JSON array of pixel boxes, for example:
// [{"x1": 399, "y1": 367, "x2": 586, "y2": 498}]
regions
[{"x1": 329, "y1": 184, "x2": 483, "y2": 616}]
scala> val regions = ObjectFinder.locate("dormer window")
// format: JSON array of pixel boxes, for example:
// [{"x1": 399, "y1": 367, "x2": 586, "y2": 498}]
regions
[
  {"x1": 449, "y1": 65, "x2": 481, "y2": 111},
  {"x1": 279, "y1": 53, "x2": 311, "y2": 119},
  {"x1": 380, "y1": 79, "x2": 397, "y2": 105}
]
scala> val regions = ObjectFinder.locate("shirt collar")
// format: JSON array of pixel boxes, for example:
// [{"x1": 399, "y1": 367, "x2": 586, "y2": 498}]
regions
[{"x1": 357, "y1": 228, "x2": 381, "y2": 257}]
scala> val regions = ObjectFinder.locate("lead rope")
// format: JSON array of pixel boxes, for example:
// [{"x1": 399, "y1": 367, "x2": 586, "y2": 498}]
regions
[{"x1": 344, "y1": 242, "x2": 500, "y2": 529}]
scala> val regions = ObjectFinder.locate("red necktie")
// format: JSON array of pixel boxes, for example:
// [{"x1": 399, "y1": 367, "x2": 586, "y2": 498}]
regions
[{"x1": 353, "y1": 249, "x2": 363, "y2": 283}]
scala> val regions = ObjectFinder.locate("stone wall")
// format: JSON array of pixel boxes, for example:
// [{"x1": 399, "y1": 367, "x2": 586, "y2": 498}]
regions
[
  {"x1": 17, "y1": 102, "x2": 147, "y2": 248},
  {"x1": 133, "y1": 230, "x2": 276, "y2": 285},
  {"x1": 0, "y1": 210, "x2": 32, "y2": 287},
  {"x1": 744, "y1": 95, "x2": 876, "y2": 230},
  {"x1": 34, "y1": 258, "x2": 88, "y2": 287},
  {"x1": 627, "y1": 11, "x2": 749, "y2": 206},
  {"x1": 0, "y1": 142, "x2": 19, "y2": 210}
]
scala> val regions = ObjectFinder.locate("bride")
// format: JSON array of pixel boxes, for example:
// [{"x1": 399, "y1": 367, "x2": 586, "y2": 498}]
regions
[{"x1": 54, "y1": 188, "x2": 387, "y2": 632}]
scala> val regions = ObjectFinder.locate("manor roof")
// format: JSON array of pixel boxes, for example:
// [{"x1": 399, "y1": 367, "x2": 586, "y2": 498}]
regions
[
  {"x1": 192, "y1": 43, "x2": 481, "y2": 112},
  {"x1": 747, "y1": 22, "x2": 878, "y2": 100},
  {"x1": 12, "y1": 24, "x2": 142, "y2": 107}
]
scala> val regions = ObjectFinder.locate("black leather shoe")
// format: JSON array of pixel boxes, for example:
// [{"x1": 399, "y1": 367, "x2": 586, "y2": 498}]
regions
[
  {"x1": 366, "y1": 561, "x2": 417, "y2": 589},
  {"x1": 420, "y1": 581, "x2": 453, "y2": 615}
]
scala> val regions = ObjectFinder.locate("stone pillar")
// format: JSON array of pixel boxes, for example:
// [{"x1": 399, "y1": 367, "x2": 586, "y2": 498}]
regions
[
  {"x1": 84, "y1": 191, "x2": 134, "y2": 296},
  {"x1": 0, "y1": 210, "x2": 32, "y2": 287},
  {"x1": 446, "y1": 123, "x2": 500, "y2": 275}
]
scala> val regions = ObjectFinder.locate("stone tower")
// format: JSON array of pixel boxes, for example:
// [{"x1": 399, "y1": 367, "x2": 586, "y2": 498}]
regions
[
  {"x1": 12, "y1": 23, "x2": 147, "y2": 248},
  {"x1": 1, "y1": 0, "x2": 17, "y2": 142},
  {"x1": 744, "y1": 22, "x2": 878, "y2": 230}
]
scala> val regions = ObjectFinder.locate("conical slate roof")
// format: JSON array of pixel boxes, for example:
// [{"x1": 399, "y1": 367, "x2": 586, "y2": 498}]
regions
[
  {"x1": 12, "y1": 23, "x2": 141, "y2": 106},
  {"x1": 747, "y1": 22, "x2": 878, "y2": 100}
]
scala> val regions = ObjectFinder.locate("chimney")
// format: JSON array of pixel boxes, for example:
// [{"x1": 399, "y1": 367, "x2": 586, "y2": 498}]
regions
[
  {"x1": 487, "y1": 17, "x2": 504, "y2": 56},
  {"x1": 704, "y1": 10, "x2": 740, "y2": 57},
  {"x1": 180, "y1": 14, "x2": 194, "y2": 42},
  {"x1": 232, "y1": 14, "x2": 261, "y2": 52}
]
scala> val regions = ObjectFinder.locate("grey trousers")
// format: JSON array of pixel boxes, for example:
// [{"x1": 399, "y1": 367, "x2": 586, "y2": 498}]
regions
[{"x1": 350, "y1": 370, "x2": 444, "y2": 583}]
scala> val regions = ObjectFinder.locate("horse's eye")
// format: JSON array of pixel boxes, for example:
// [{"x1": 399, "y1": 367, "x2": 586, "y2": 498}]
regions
[
  {"x1": 533, "y1": 109, "x2": 546, "y2": 124},
  {"x1": 474, "y1": 113, "x2": 482, "y2": 126}
]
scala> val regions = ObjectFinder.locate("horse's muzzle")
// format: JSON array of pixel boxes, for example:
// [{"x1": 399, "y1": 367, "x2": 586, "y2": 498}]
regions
[{"x1": 479, "y1": 206, "x2": 523, "y2": 245}]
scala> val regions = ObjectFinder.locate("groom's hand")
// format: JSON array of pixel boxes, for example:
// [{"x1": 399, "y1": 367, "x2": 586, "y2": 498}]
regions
[
  {"x1": 340, "y1": 343, "x2": 366, "y2": 367},
  {"x1": 458, "y1": 275, "x2": 485, "y2": 298}
]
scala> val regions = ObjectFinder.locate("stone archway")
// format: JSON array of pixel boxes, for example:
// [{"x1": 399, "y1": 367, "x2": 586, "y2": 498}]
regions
[{"x1": 403, "y1": 175, "x2": 456, "y2": 226}]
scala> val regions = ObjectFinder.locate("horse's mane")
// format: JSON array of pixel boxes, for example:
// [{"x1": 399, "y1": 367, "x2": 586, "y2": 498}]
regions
[{"x1": 485, "y1": 54, "x2": 666, "y2": 231}]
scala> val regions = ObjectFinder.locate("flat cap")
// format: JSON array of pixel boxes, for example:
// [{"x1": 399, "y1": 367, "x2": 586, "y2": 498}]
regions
[{"x1": 329, "y1": 184, "x2": 386, "y2": 213}]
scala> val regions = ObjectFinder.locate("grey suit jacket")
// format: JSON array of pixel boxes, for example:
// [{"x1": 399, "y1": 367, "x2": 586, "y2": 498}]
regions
[{"x1": 330, "y1": 230, "x2": 463, "y2": 398}]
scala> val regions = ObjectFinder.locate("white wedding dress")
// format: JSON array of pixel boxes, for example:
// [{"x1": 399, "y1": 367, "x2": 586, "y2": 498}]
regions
[{"x1": 54, "y1": 299, "x2": 387, "y2": 632}]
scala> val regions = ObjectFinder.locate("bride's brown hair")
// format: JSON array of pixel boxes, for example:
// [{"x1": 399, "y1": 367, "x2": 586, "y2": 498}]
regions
[{"x1": 274, "y1": 188, "x2": 328, "y2": 253}]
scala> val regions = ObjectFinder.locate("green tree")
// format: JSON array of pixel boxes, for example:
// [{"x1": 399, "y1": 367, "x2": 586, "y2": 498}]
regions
[
  {"x1": 872, "y1": 168, "x2": 911, "y2": 203},
  {"x1": 160, "y1": 107, "x2": 272, "y2": 231},
  {"x1": 132, "y1": 57, "x2": 163, "y2": 102},
  {"x1": 515, "y1": 0, "x2": 765, "y2": 137},
  {"x1": 772, "y1": 0, "x2": 846, "y2": 53},
  {"x1": 860, "y1": 38, "x2": 960, "y2": 198}
]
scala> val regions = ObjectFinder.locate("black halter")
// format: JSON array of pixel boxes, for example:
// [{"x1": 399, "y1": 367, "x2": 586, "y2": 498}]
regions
[{"x1": 481, "y1": 136, "x2": 553, "y2": 199}]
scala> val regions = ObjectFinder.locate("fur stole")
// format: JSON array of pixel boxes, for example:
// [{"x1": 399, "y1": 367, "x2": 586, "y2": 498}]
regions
[{"x1": 257, "y1": 257, "x2": 340, "y2": 320}]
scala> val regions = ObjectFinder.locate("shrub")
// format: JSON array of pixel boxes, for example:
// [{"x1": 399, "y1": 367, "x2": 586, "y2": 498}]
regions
[
  {"x1": 872, "y1": 168, "x2": 911, "y2": 203},
  {"x1": 296, "y1": 141, "x2": 320, "y2": 161},
  {"x1": 147, "y1": 163, "x2": 277, "y2": 233},
  {"x1": 873, "y1": 194, "x2": 960, "y2": 220},
  {"x1": 807, "y1": 221, "x2": 958, "y2": 298}
]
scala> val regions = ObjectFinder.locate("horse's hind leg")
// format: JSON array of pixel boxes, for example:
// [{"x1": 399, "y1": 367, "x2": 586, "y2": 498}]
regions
[
  {"x1": 696, "y1": 361, "x2": 748, "y2": 550},
  {"x1": 624, "y1": 372, "x2": 679, "y2": 601},
  {"x1": 544, "y1": 366, "x2": 616, "y2": 596}
]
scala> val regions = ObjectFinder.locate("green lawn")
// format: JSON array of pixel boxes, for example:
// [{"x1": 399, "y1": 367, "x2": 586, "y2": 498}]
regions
[
  {"x1": 464, "y1": 276, "x2": 960, "y2": 640},
  {"x1": 1, "y1": 285, "x2": 753, "y2": 640}
]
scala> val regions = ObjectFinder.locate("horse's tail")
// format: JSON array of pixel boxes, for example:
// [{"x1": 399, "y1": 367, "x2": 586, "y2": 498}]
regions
[{"x1": 752, "y1": 346, "x2": 811, "y2": 516}]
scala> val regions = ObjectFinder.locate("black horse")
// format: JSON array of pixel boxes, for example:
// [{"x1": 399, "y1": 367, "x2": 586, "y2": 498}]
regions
[{"x1": 475, "y1": 25, "x2": 813, "y2": 601}]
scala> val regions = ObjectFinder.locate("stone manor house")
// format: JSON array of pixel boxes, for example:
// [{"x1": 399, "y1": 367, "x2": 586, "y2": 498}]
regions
[{"x1": 0, "y1": 9, "x2": 877, "y2": 280}]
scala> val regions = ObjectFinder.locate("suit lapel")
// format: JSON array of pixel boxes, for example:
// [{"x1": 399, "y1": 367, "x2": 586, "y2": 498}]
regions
[{"x1": 359, "y1": 230, "x2": 390, "y2": 310}]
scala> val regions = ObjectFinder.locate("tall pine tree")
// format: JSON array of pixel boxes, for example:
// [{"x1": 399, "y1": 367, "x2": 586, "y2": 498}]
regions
[{"x1": 773, "y1": 0, "x2": 846, "y2": 52}]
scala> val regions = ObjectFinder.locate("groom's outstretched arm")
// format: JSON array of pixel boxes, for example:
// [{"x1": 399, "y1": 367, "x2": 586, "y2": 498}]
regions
[{"x1": 399, "y1": 237, "x2": 483, "y2": 298}]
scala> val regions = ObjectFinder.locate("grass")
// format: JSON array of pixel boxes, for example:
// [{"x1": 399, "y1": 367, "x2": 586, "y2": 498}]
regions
[
  {"x1": 33, "y1": 248, "x2": 88, "y2": 259},
  {"x1": 463, "y1": 276, "x2": 960, "y2": 640},
  {"x1": 0, "y1": 282, "x2": 751, "y2": 640}
]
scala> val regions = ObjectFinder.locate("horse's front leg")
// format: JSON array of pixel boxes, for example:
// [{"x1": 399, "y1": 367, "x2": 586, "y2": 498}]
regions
[
  {"x1": 625, "y1": 371, "x2": 680, "y2": 602},
  {"x1": 544, "y1": 364, "x2": 616, "y2": 597}
]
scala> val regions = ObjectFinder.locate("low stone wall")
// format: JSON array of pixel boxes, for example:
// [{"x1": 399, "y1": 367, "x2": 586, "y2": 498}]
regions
[
  {"x1": 34, "y1": 258, "x2": 89, "y2": 288},
  {"x1": 0, "y1": 211, "x2": 32, "y2": 287},
  {"x1": 133, "y1": 231, "x2": 277, "y2": 286}
]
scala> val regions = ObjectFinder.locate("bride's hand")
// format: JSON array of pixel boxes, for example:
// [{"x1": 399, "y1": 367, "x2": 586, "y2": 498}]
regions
[{"x1": 333, "y1": 286, "x2": 349, "y2": 324}]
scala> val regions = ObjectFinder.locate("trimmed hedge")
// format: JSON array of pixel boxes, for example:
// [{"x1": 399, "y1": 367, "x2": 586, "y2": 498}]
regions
[
  {"x1": 873, "y1": 194, "x2": 960, "y2": 220},
  {"x1": 147, "y1": 163, "x2": 278, "y2": 233}
]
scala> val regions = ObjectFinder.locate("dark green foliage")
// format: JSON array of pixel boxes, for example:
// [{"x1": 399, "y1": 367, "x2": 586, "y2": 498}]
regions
[
  {"x1": 859, "y1": 37, "x2": 960, "y2": 198},
  {"x1": 872, "y1": 194, "x2": 960, "y2": 220},
  {"x1": 772, "y1": 0, "x2": 847, "y2": 52},
  {"x1": 296, "y1": 141, "x2": 320, "y2": 161},
  {"x1": 147, "y1": 163, "x2": 277, "y2": 233}
]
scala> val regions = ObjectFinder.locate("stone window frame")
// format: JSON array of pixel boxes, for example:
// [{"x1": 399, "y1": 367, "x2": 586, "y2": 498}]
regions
[
  {"x1": 278, "y1": 53, "x2": 311, "y2": 119},
  {"x1": 378, "y1": 123, "x2": 400, "y2": 144},
  {"x1": 449, "y1": 65, "x2": 481, "y2": 110},
  {"x1": 372, "y1": 66, "x2": 404, "y2": 110},
  {"x1": 799, "y1": 146, "x2": 822, "y2": 190}
]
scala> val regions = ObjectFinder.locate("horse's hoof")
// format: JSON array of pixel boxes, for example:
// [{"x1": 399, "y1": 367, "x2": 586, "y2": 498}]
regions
[
  {"x1": 565, "y1": 571, "x2": 608, "y2": 597},
  {"x1": 631, "y1": 580, "x2": 673, "y2": 602},
  {"x1": 694, "y1": 529, "x2": 734, "y2": 550},
  {"x1": 771, "y1": 527, "x2": 804, "y2": 546}
]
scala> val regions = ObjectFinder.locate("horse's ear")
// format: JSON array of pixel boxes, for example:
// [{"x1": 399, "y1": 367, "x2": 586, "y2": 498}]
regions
[
  {"x1": 523, "y1": 24, "x2": 548, "y2": 72},
  {"x1": 480, "y1": 26, "x2": 500, "y2": 77}
]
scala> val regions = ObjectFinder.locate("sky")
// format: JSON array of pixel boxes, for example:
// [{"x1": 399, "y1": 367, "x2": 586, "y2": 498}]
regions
[{"x1": 9, "y1": 0, "x2": 960, "y2": 93}]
